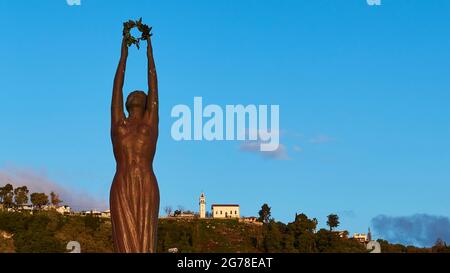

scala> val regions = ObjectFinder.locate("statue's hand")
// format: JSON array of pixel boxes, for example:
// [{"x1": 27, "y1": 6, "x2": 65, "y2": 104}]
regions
[{"x1": 140, "y1": 23, "x2": 152, "y2": 40}]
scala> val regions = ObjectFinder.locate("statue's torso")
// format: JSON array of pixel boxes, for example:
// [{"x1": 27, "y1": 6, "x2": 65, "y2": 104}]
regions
[{"x1": 111, "y1": 118, "x2": 157, "y2": 173}]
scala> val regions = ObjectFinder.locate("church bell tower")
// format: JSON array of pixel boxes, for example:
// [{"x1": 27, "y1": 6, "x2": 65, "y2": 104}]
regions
[{"x1": 199, "y1": 192, "x2": 206, "y2": 218}]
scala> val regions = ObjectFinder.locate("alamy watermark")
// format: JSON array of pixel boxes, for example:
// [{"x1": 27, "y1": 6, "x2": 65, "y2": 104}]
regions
[
  {"x1": 66, "y1": 241, "x2": 81, "y2": 253},
  {"x1": 171, "y1": 97, "x2": 280, "y2": 152}
]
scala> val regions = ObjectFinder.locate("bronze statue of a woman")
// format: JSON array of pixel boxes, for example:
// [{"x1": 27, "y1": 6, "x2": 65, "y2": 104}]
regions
[{"x1": 110, "y1": 33, "x2": 159, "y2": 253}]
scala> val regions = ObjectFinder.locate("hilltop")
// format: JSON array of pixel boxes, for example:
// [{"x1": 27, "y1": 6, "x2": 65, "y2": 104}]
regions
[
  {"x1": 1, "y1": 210, "x2": 445, "y2": 253},
  {"x1": 1, "y1": 183, "x2": 448, "y2": 253}
]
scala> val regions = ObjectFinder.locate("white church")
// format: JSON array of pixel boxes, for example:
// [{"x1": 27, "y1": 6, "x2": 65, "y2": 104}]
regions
[{"x1": 199, "y1": 192, "x2": 240, "y2": 219}]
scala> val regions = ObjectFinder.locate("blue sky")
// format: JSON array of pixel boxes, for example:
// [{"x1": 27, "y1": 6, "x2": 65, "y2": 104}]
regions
[{"x1": 1, "y1": 0, "x2": 450, "y2": 245}]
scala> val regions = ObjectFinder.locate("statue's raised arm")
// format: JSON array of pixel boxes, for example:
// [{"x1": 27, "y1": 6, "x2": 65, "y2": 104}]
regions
[
  {"x1": 145, "y1": 36, "x2": 158, "y2": 125},
  {"x1": 111, "y1": 38, "x2": 128, "y2": 126}
]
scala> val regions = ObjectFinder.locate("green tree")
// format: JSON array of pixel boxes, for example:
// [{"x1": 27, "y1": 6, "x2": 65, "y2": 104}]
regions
[
  {"x1": 173, "y1": 210, "x2": 181, "y2": 216},
  {"x1": 0, "y1": 184, "x2": 14, "y2": 208},
  {"x1": 287, "y1": 213, "x2": 318, "y2": 252},
  {"x1": 50, "y1": 191, "x2": 63, "y2": 207},
  {"x1": 315, "y1": 228, "x2": 365, "y2": 253},
  {"x1": 326, "y1": 214, "x2": 340, "y2": 231},
  {"x1": 14, "y1": 186, "x2": 29, "y2": 207},
  {"x1": 30, "y1": 193, "x2": 49, "y2": 209},
  {"x1": 262, "y1": 221, "x2": 283, "y2": 253},
  {"x1": 315, "y1": 228, "x2": 334, "y2": 252},
  {"x1": 281, "y1": 232, "x2": 297, "y2": 253},
  {"x1": 258, "y1": 204, "x2": 272, "y2": 224}
]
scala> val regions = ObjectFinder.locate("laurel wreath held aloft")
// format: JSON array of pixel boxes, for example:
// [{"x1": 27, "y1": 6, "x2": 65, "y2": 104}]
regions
[{"x1": 123, "y1": 18, "x2": 152, "y2": 49}]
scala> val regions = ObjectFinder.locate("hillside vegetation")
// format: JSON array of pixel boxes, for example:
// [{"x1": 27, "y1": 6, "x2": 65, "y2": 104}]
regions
[
  {"x1": 2, "y1": 183, "x2": 447, "y2": 253},
  {"x1": 0, "y1": 211, "x2": 447, "y2": 253},
  {"x1": 0, "y1": 211, "x2": 400, "y2": 253},
  {"x1": 0, "y1": 210, "x2": 432, "y2": 253}
]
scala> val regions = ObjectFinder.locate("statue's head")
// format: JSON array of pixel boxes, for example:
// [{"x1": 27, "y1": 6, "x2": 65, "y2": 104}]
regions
[{"x1": 126, "y1": 90, "x2": 147, "y2": 114}]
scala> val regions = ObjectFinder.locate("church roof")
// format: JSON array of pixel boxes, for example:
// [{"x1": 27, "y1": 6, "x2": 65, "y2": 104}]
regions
[{"x1": 211, "y1": 204, "x2": 240, "y2": 207}]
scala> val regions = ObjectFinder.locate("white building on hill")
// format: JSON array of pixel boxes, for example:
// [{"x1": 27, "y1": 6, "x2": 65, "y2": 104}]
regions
[
  {"x1": 195, "y1": 192, "x2": 243, "y2": 219},
  {"x1": 55, "y1": 205, "x2": 71, "y2": 215},
  {"x1": 353, "y1": 233, "x2": 368, "y2": 243},
  {"x1": 211, "y1": 204, "x2": 240, "y2": 219}
]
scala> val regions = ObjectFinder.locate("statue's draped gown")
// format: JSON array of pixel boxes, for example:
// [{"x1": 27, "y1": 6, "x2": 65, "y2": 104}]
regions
[{"x1": 110, "y1": 118, "x2": 159, "y2": 252}]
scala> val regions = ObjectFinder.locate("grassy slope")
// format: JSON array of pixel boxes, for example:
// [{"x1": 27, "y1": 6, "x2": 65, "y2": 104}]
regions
[{"x1": 158, "y1": 218, "x2": 263, "y2": 253}]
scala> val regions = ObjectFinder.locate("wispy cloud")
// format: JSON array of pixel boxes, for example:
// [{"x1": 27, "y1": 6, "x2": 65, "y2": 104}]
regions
[
  {"x1": 240, "y1": 142, "x2": 290, "y2": 160},
  {"x1": 338, "y1": 210, "x2": 357, "y2": 219},
  {"x1": 293, "y1": 145, "x2": 303, "y2": 153},
  {"x1": 238, "y1": 129, "x2": 289, "y2": 160},
  {"x1": 309, "y1": 134, "x2": 334, "y2": 144},
  {"x1": 372, "y1": 214, "x2": 450, "y2": 247},
  {"x1": 0, "y1": 166, "x2": 108, "y2": 211}
]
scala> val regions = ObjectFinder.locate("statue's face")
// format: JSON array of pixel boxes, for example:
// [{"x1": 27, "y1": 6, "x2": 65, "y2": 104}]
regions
[{"x1": 126, "y1": 91, "x2": 147, "y2": 113}]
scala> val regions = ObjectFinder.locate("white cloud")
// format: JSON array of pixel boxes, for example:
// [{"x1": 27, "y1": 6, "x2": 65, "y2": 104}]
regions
[{"x1": 240, "y1": 142, "x2": 290, "y2": 160}]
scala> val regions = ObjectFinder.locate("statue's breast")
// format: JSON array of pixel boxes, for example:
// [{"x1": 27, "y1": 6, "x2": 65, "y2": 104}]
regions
[{"x1": 114, "y1": 121, "x2": 152, "y2": 148}]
